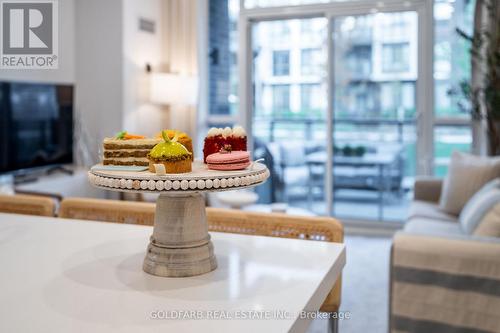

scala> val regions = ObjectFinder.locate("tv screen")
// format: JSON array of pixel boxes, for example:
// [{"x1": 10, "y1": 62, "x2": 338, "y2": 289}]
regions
[{"x1": 0, "y1": 81, "x2": 74, "y2": 173}]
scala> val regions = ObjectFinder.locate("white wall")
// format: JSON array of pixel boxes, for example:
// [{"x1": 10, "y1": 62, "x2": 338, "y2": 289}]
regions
[
  {"x1": 75, "y1": 0, "x2": 168, "y2": 165},
  {"x1": 0, "y1": 0, "x2": 75, "y2": 83},
  {"x1": 74, "y1": 0, "x2": 124, "y2": 165},
  {"x1": 161, "y1": 0, "x2": 199, "y2": 139},
  {"x1": 122, "y1": 0, "x2": 166, "y2": 136}
]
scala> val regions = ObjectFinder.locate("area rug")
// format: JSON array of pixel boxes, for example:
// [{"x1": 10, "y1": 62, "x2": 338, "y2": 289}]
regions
[{"x1": 307, "y1": 235, "x2": 392, "y2": 333}]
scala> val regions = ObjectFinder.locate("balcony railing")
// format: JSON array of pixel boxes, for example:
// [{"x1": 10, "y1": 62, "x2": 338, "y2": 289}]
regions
[{"x1": 255, "y1": 116, "x2": 416, "y2": 143}]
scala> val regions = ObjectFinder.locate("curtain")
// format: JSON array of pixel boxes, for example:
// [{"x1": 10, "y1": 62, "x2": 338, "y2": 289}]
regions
[{"x1": 161, "y1": 0, "x2": 199, "y2": 139}]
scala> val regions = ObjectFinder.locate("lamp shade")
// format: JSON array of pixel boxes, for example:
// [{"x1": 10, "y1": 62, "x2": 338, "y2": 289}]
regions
[{"x1": 150, "y1": 73, "x2": 198, "y2": 106}]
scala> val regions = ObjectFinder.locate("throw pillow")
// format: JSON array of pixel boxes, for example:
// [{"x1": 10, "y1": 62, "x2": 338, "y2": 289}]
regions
[
  {"x1": 439, "y1": 151, "x2": 500, "y2": 215},
  {"x1": 474, "y1": 203, "x2": 500, "y2": 237},
  {"x1": 459, "y1": 178, "x2": 500, "y2": 234}
]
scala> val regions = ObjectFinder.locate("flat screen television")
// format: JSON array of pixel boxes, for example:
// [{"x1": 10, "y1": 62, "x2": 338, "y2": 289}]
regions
[{"x1": 0, "y1": 81, "x2": 74, "y2": 174}]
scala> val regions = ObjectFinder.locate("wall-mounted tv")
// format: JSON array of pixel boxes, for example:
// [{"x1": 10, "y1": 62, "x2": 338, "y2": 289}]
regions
[{"x1": 0, "y1": 81, "x2": 74, "y2": 174}]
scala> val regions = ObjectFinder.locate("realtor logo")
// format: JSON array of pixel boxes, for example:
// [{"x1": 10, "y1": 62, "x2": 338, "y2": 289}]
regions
[{"x1": 1, "y1": 0, "x2": 58, "y2": 69}]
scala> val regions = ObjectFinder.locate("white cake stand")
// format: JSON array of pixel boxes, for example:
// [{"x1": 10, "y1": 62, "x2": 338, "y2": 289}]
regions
[{"x1": 88, "y1": 160, "x2": 269, "y2": 278}]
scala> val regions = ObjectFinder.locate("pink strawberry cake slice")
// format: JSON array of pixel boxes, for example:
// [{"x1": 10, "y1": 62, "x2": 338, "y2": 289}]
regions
[{"x1": 206, "y1": 151, "x2": 251, "y2": 171}]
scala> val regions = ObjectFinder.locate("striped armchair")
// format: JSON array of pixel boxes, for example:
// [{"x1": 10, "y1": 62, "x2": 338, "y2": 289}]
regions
[{"x1": 390, "y1": 178, "x2": 500, "y2": 333}]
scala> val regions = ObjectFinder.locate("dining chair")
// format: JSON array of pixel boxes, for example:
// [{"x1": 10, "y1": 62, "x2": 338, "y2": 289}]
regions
[
  {"x1": 206, "y1": 207, "x2": 343, "y2": 333},
  {"x1": 0, "y1": 193, "x2": 56, "y2": 217},
  {"x1": 58, "y1": 198, "x2": 343, "y2": 332},
  {"x1": 59, "y1": 197, "x2": 155, "y2": 225}
]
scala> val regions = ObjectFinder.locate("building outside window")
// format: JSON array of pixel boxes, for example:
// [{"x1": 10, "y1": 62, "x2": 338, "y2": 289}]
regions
[
  {"x1": 301, "y1": 49, "x2": 322, "y2": 76},
  {"x1": 272, "y1": 84, "x2": 290, "y2": 115},
  {"x1": 382, "y1": 43, "x2": 410, "y2": 72},
  {"x1": 270, "y1": 21, "x2": 291, "y2": 40},
  {"x1": 272, "y1": 51, "x2": 290, "y2": 76},
  {"x1": 346, "y1": 45, "x2": 371, "y2": 78},
  {"x1": 300, "y1": 20, "x2": 314, "y2": 37},
  {"x1": 300, "y1": 84, "x2": 324, "y2": 117}
]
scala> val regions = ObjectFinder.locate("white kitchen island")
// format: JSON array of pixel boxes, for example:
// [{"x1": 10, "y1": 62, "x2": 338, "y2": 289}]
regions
[{"x1": 0, "y1": 213, "x2": 345, "y2": 333}]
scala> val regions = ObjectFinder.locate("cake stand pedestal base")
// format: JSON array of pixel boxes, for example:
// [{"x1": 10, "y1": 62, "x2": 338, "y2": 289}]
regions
[{"x1": 143, "y1": 193, "x2": 217, "y2": 277}]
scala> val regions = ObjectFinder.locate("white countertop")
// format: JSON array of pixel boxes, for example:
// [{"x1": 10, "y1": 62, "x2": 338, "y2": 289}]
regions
[{"x1": 0, "y1": 213, "x2": 345, "y2": 333}]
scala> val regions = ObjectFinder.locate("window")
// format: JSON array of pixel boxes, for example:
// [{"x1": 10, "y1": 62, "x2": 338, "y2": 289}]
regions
[
  {"x1": 271, "y1": 21, "x2": 290, "y2": 40},
  {"x1": 300, "y1": 19, "x2": 327, "y2": 46},
  {"x1": 380, "y1": 12, "x2": 411, "y2": 39},
  {"x1": 435, "y1": 80, "x2": 452, "y2": 112},
  {"x1": 208, "y1": 0, "x2": 239, "y2": 116},
  {"x1": 432, "y1": 0, "x2": 475, "y2": 175},
  {"x1": 209, "y1": 0, "x2": 476, "y2": 221},
  {"x1": 379, "y1": 82, "x2": 415, "y2": 117},
  {"x1": 301, "y1": 84, "x2": 324, "y2": 115},
  {"x1": 272, "y1": 84, "x2": 290, "y2": 115},
  {"x1": 434, "y1": 41, "x2": 451, "y2": 76},
  {"x1": 434, "y1": 126, "x2": 472, "y2": 176},
  {"x1": 300, "y1": 20, "x2": 314, "y2": 36},
  {"x1": 346, "y1": 45, "x2": 371, "y2": 77},
  {"x1": 273, "y1": 51, "x2": 290, "y2": 76},
  {"x1": 433, "y1": 0, "x2": 474, "y2": 119},
  {"x1": 246, "y1": 0, "x2": 337, "y2": 8},
  {"x1": 301, "y1": 48, "x2": 322, "y2": 76},
  {"x1": 382, "y1": 43, "x2": 409, "y2": 72}
]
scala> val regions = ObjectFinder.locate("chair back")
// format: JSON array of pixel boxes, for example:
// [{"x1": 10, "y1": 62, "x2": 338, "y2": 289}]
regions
[
  {"x1": 0, "y1": 194, "x2": 55, "y2": 217},
  {"x1": 206, "y1": 207, "x2": 343, "y2": 313},
  {"x1": 59, "y1": 197, "x2": 155, "y2": 225}
]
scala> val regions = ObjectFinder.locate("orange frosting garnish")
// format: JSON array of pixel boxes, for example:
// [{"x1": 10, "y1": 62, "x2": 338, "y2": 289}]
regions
[{"x1": 155, "y1": 130, "x2": 189, "y2": 140}]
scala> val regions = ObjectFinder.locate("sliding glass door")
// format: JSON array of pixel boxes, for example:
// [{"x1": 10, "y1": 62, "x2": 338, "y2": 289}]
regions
[
  {"x1": 251, "y1": 18, "x2": 329, "y2": 215},
  {"x1": 331, "y1": 12, "x2": 418, "y2": 221},
  {"x1": 242, "y1": 1, "x2": 432, "y2": 222},
  {"x1": 204, "y1": 0, "x2": 475, "y2": 222}
]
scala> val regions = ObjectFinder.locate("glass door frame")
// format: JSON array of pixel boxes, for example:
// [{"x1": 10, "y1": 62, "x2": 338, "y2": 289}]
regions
[{"x1": 238, "y1": 0, "x2": 434, "y2": 219}]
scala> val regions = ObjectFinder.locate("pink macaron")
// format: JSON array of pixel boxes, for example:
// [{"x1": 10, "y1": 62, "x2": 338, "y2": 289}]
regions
[{"x1": 206, "y1": 151, "x2": 251, "y2": 171}]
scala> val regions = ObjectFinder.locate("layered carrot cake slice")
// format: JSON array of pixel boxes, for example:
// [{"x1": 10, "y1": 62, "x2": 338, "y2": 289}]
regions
[{"x1": 102, "y1": 131, "x2": 160, "y2": 166}]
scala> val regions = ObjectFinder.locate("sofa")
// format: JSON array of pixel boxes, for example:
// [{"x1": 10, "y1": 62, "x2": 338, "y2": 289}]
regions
[{"x1": 389, "y1": 177, "x2": 500, "y2": 333}]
